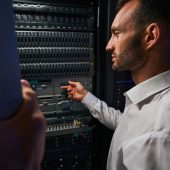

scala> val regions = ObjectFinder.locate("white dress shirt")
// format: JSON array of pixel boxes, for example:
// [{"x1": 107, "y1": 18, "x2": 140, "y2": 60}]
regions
[{"x1": 82, "y1": 70, "x2": 170, "y2": 170}]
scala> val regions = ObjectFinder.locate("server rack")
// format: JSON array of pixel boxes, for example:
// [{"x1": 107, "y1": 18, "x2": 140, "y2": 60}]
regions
[{"x1": 13, "y1": 0, "x2": 97, "y2": 169}]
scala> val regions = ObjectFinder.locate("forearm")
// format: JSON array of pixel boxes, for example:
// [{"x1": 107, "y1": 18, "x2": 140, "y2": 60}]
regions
[{"x1": 82, "y1": 92, "x2": 122, "y2": 130}]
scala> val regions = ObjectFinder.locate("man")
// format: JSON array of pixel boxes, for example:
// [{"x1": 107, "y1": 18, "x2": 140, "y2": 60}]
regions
[
  {"x1": 0, "y1": 80, "x2": 46, "y2": 170},
  {"x1": 61, "y1": 0, "x2": 170, "y2": 169}
]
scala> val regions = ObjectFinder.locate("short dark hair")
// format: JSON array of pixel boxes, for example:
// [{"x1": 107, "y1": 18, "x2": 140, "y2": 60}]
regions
[{"x1": 116, "y1": 0, "x2": 170, "y2": 31}]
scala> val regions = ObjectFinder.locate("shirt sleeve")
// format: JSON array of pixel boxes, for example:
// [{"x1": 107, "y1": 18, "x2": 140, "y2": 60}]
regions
[
  {"x1": 81, "y1": 92, "x2": 122, "y2": 130},
  {"x1": 122, "y1": 131, "x2": 170, "y2": 170}
]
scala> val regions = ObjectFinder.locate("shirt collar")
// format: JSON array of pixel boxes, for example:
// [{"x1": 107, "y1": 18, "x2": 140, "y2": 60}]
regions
[{"x1": 124, "y1": 70, "x2": 170, "y2": 104}]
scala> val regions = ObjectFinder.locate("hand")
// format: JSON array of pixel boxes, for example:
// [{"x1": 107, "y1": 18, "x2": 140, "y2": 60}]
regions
[
  {"x1": 61, "y1": 81, "x2": 88, "y2": 101},
  {"x1": 0, "y1": 79, "x2": 46, "y2": 170}
]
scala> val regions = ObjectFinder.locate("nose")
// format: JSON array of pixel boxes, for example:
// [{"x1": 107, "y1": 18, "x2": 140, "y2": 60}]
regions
[{"x1": 106, "y1": 36, "x2": 114, "y2": 52}]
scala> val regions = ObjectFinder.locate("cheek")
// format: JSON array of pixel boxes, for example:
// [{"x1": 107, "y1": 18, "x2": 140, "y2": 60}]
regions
[
  {"x1": 115, "y1": 36, "x2": 128, "y2": 53},
  {"x1": 119, "y1": 35, "x2": 142, "y2": 56},
  {"x1": 116, "y1": 43, "x2": 127, "y2": 60}
]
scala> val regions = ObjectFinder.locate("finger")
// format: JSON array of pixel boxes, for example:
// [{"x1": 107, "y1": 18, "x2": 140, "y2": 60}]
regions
[
  {"x1": 67, "y1": 86, "x2": 73, "y2": 92},
  {"x1": 21, "y1": 79, "x2": 31, "y2": 88},
  {"x1": 19, "y1": 87, "x2": 38, "y2": 118},
  {"x1": 68, "y1": 95, "x2": 72, "y2": 99},
  {"x1": 61, "y1": 86, "x2": 73, "y2": 93},
  {"x1": 68, "y1": 91, "x2": 74, "y2": 96},
  {"x1": 22, "y1": 86, "x2": 36, "y2": 101},
  {"x1": 68, "y1": 81, "x2": 77, "y2": 87},
  {"x1": 68, "y1": 94, "x2": 75, "y2": 100},
  {"x1": 60, "y1": 85, "x2": 69, "y2": 89}
]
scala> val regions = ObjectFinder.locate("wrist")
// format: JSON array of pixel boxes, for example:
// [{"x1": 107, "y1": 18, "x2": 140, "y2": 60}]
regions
[{"x1": 82, "y1": 89, "x2": 88, "y2": 99}]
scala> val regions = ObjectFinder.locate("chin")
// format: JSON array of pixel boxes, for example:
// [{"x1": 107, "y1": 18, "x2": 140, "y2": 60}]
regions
[{"x1": 112, "y1": 64, "x2": 126, "y2": 71}]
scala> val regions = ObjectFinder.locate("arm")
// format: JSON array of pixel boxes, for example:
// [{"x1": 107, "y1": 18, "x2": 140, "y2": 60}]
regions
[
  {"x1": 61, "y1": 81, "x2": 122, "y2": 130},
  {"x1": 0, "y1": 80, "x2": 46, "y2": 170}
]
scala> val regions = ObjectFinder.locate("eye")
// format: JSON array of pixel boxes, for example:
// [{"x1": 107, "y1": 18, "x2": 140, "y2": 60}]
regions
[{"x1": 114, "y1": 31, "x2": 120, "y2": 38}]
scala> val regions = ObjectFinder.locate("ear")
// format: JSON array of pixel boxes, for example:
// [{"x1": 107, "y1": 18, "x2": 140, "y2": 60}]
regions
[{"x1": 144, "y1": 23, "x2": 160, "y2": 50}]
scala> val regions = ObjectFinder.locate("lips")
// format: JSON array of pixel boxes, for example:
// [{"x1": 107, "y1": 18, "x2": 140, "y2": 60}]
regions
[
  {"x1": 112, "y1": 53, "x2": 116, "y2": 58},
  {"x1": 112, "y1": 54, "x2": 117, "y2": 61}
]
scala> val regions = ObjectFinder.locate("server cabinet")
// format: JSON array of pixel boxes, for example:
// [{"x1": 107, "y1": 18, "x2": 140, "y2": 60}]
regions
[{"x1": 13, "y1": 0, "x2": 97, "y2": 169}]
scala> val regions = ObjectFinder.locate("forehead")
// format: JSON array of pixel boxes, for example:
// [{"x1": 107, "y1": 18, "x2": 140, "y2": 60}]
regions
[{"x1": 112, "y1": 0, "x2": 140, "y2": 30}]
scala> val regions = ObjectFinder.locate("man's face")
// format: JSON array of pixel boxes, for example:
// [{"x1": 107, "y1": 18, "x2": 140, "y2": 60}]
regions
[{"x1": 106, "y1": 1, "x2": 146, "y2": 71}]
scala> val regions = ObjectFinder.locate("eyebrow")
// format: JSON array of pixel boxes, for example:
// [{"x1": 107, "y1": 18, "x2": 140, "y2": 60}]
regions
[
  {"x1": 111, "y1": 26, "x2": 120, "y2": 33},
  {"x1": 111, "y1": 24, "x2": 127, "y2": 34}
]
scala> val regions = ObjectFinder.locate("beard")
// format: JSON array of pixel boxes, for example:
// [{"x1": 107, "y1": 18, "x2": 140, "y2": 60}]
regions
[{"x1": 112, "y1": 35, "x2": 145, "y2": 71}]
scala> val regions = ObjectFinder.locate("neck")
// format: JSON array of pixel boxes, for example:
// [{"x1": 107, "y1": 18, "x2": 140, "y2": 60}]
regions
[{"x1": 131, "y1": 62, "x2": 170, "y2": 84}]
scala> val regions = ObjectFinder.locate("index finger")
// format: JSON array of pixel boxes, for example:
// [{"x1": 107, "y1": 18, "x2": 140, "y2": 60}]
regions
[{"x1": 60, "y1": 85, "x2": 69, "y2": 89}]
